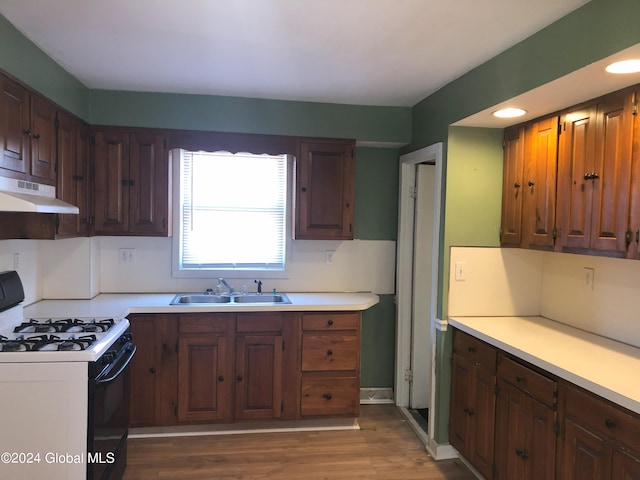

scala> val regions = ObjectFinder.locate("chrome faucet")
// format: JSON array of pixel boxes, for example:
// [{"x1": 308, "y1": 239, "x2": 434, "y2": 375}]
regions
[
  {"x1": 218, "y1": 278, "x2": 234, "y2": 294},
  {"x1": 254, "y1": 279, "x2": 263, "y2": 294}
]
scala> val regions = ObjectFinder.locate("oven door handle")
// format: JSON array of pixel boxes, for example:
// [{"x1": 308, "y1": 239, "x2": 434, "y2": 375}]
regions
[{"x1": 95, "y1": 344, "x2": 136, "y2": 385}]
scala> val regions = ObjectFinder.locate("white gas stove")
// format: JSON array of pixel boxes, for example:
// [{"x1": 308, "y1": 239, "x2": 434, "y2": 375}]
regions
[
  {"x1": 0, "y1": 271, "x2": 134, "y2": 480},
  {"x1": 0, "y1": 302, "x2": 130, "y2": 362}
]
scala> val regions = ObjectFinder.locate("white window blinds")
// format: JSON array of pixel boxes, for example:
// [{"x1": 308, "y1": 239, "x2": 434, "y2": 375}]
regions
[{"x1": 179, "y1": 150, "x2": 288, "y2": 271}]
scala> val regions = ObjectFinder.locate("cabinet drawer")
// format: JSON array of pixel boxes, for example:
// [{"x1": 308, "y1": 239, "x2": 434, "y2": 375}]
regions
[
  {"x1": 302, "y1": 313, "x2": 359, "y2": 331},
  {"x1": 563, "y1": 383, "x2": 640, "y2": 449},
  {"x1": 179, "y1": 315, "x2": 228, "y2": 334},
  {"x1": 453, "y1": 330, "x2": 497, "y2": 372},
  {"x1": 302, "y1": 334, "x2": 358, "y2": 371},
  {"x1": 301, "y1": 377, "x2": 359, "y2": 416},
  {"x1": 236, "y1": 314, "x2": 283, "y2": 333},
  {"x1": 498, "y1": 354, "x2": 556, "y2": 407}
]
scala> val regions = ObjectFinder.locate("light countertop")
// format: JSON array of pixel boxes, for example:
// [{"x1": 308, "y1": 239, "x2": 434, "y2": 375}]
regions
[
  {"x1": 448, "y1": 316, "x2": 640, "y2": 415},
  {"x1": 23, "y1": 292, "x2": 380, "y2": 320}
]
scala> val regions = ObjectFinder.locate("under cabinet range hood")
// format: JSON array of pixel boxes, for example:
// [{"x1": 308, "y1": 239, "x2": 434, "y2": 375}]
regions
[{"x1": 0, "y1": 177, "x2": 79, "y2": 214}]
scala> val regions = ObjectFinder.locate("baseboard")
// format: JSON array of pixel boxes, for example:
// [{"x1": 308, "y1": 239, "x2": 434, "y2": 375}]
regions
[
  {"x1": 425, "y1": 438, "x2": 459, "y2": 460},
  {"x1": 360, "y1": 387, "x2": 394, "y2": 404}
]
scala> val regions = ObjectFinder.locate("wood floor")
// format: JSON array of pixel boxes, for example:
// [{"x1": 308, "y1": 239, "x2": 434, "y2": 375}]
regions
[{"x1": 123, "y1": 404, "x2": 476, "y2": 480}]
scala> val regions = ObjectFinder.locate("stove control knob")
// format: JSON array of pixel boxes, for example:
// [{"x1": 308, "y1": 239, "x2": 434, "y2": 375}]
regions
[
  {"x1": 121, "y1": 333, "x2": 132, "y2": 344},
  {"x1": 102, "y1": 353, "x2": 115, "y2": 364}
]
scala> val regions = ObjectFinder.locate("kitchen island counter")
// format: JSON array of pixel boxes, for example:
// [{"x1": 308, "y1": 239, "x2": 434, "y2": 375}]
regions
[
  {"x1": 448, "y1": 315, "x2": 640, "y2": 415},
  {"x1": 24, "y1": 292, "x2": 380, "y2": 320}
]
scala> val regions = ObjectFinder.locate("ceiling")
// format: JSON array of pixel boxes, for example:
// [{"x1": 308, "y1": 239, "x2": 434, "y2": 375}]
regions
[{"x1": 0, "y1": 0, "x2": 591, "y2": 110}]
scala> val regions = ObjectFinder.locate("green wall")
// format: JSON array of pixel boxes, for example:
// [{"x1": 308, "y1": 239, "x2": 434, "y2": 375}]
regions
[
  {"x1": 407, "y1": 0, "x2": 640, "y2": 445},
  {"x1": 0, "y1": 15, "x2": 89, "y2": 119},
  {"x1": 361, "y1": 294, "x2": 396, "y2": 388}
]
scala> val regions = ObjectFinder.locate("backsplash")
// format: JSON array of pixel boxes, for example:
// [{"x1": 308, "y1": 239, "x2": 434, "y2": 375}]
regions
[
  {"x1": 449, "y1": 246, "x2": 640, "y2": 349},
  {"x1": 0, "y1": 236, "x2": 395, "y2": 305}
]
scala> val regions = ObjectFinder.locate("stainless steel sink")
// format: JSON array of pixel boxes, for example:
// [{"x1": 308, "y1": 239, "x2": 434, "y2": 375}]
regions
[
  {"x1": 232, "y1": 294, "x2": 290, "y2": 304},
  {"x1": 170, "y1": 293, "x2": 290, "y2": 305},
  {"x1": 170, "y1": 294, "x2": 232, "y2": 304}
]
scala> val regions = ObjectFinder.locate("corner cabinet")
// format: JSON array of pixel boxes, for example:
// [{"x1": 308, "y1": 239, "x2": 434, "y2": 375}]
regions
[
  {"x1": 295, "y1": 139, "x2": 355, "y2": 240},
  {"x1": 93, "y1": 129, "x2": 171, "y2": 236}
]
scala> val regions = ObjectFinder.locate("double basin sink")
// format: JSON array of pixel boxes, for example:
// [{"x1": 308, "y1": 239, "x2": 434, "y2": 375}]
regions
[{"x1": 170, "y1": 292, "x2": 291, "y2": 305}]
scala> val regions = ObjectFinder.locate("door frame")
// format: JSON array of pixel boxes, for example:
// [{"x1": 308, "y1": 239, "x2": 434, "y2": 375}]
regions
[{"x1": 395, "y1": 142, "x2": 443, "y2": 441}]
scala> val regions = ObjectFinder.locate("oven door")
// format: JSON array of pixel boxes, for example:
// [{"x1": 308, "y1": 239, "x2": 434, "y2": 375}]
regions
[{"x1": 88, "y1": 339, "x2": 136, "y2": 480}]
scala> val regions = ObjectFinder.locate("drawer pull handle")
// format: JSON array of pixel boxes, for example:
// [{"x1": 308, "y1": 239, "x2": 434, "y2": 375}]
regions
[
  {"x1": 327, "y1": 349, "x2": 333, "y2": 356},
  {"x1": 236, "y1": 375, "x2": 243, "y2": 382},
  {"x1": 218, "y1": 375, "x2": 224, "y2": 382},
  {"x1": 515, "y1": 375, "x2": 524, "y2": 382},
  {"x1": 327, "y1": 319, "x2": 334, "y2": 326},
  {"x1": 467, "y1": 347, "x2": 476, "y2": 354},
  {"x1": 467, "y1": 409, "x2": 474, "y2": 417},
  {"x1": 604, "y1": 418, "x2": 616, "y2": 429},
  {"x1": 322, "y1": 393, "x2": 332, "y2": 400},
  {"x1": 149, "y1": 367, "x2": 156, "y2": 374}
]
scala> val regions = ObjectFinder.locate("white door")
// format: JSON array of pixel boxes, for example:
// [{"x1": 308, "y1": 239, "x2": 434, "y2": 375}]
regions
[{"x1": 409, "y1": 164, "x2": 435, "y2": 408}]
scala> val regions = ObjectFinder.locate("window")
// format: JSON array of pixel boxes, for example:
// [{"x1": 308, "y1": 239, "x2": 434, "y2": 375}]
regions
[{"x1": 172, "y1": 149, "x2": 291, "y2": 278}]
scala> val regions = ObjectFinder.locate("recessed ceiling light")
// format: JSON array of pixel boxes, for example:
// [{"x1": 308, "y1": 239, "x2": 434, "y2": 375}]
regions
[
  {"x1": 605, "y1": 59, "x2": 640, "y2": 74},
  {"x1": 493, "y1": 108, "x2": 527, "y2": 118}
]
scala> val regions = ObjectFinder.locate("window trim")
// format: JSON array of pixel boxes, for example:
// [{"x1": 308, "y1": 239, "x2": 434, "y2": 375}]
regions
[{"x1": 171, "y1": 149, "x2": 293, "y2": 279}]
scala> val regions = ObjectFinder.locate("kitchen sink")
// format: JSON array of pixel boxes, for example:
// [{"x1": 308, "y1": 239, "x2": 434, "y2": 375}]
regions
[
  {"x1": 232, "y1": 294, "x2": 290, "y2": 304},
  {"x1": 170, "y1": 294, "x2": 232, "y2": 304},
  {"x1": 170, "y1": 293, "x2": 291, "y2": 305}
]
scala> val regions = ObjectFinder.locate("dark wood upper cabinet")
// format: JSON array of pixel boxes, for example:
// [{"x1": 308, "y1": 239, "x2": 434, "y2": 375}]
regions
[
  {"x1": 0, "y1": 76, "x2": 56, "y2": 184},
  {"x1": 56, "y1": 112, "x2": 90, "y2": 238},
  {"x1": 500, "y1": 125, "x2": 525, "y2": 246},
  {"x1": 93, "y1": 129, "x2": 170, "y2": 236},
  {"x1": 295, "y1": 139, "x2": 355, "y2": 240},
  {"x1": 556, "y1": 91, "x2": 634, "y2": 256}
]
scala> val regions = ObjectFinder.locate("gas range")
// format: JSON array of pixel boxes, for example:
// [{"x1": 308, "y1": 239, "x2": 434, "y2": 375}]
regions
[{"x1": 0, "y1": 308, "x2": 130, "y2": 362}]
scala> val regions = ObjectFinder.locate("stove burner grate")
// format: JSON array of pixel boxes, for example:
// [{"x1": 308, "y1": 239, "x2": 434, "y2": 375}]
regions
[
  {"x1": 0, "y1": 334, "x2": 98, "y2": 352},
  {"x1": 13, "y1": 318, "x2": 115, "y2": 334}
]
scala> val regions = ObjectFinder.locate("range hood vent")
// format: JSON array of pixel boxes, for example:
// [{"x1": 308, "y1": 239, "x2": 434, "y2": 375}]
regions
[{"x1": 0, "y1": 177, "x2": 79, "y2": 214}]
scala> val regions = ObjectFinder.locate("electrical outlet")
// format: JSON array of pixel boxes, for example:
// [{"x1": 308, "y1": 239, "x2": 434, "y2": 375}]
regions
[
  {"x1": 325, "y1": 250, "x2": 335, "y2": 264},
  {"x1": 584, "y1": 267, "x2": 595, "y2": 290},
  {"x1": 119, "y1": 248, "x2": 135, "y2": 264}
]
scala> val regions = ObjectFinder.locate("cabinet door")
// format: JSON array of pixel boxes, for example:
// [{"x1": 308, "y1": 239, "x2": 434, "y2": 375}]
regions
[
  {"x1": 590, "y1": 91, "x2": 634, "y2": 254},
  {"x1": 56, "y1": 113, "x2": 90, "y2": 238},
  {"x1": 93, "y1": 131, "x2": 130, "y2": 234},
  {"x1": 612, "y1": 449, "x2": 640, "y2": 480},
  {"x1": 0, "y1": 75, "x2": 30, "y2": 177},
  {"x1": 557, "y1": 104, "x2": 597, "y2": 250},
  {"x1": 500, "y1": 125, "x2": 525, "y2": 246},
  {"x1": 449, "y1": 352, "x2": 474, "y2": 457},
  {"x1": 235, "y1": 334, "x2": 283, "y2": 421},
  {"x1": 129, "y1": 314, "x2": 178, "y2": 427},
  {"x1": 562, "y1": 419, "x2": 611, "y2": 480},
  {"x1": 178, "y1": 334, "x2": 232, "y2": 423},
  {"x1": 495, "y1": 380, "x2": 527, "y2": 479},
  {"x1": 129, "y1": 133, "x2": 169, "y2": 235},
  {"x1": 471, "y1": 366, "x2": 497, "y2": 480},
  {"x1": 296, "y1": 140, "x2": 354, "y2": 239},
  {"x1": 29, "y1": 94, "x2": 57, "y2": 184},
  {"x1": 525, "y1": 397, "x2": 557, "y2": 480},
  {"x1": 523, "y1": 116, "x2": 559, "y2": 249}
]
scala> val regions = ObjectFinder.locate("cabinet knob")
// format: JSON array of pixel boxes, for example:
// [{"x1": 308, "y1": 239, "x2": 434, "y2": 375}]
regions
[
  {"x1": 514, "y1": 182, "x2": 521, "y2": 189},
  {"x1": 604, "y1": 418, "x2": 616, "y2": 429},
  {"x1": 327, "y1": 319, "x2": 334, "y2": 326},
  {"x1": 33, "y1": 133, "x2": 41, "y2": 140},
  {"x1": 236, "y1": 375, "x2": 243, "y2": 382},
  {"x1": 149, "y1": 367, "x2": 156, "y2": 374},
  {"x1": 301, "y1": 186, "x2": 307, "y2": 192},
  {"x1": 327, "y1": 349, "x2": 333, "y2": 356},
  {"x1": 591, "y1": 172, "x2": 599, "y2": 180},
  {"x1": 527, "y1": 180, "x2": 535, "y2": 187},
  {"x1": 584, "y1": 172, "x2": 592, "y2": 180},
  {"x1": 23, "y1": 129, "x2": 32, "y2": 137},
  {"x1": 467, "y1": 347, "x2": 476, "y2": 354},
  {"x1": 218, "y1": 375, "x2": 224, "y2": 382},
  {"x1": 515, "y1": 375, "x2": 524, "y2": 383},
  {"x1": 322, "y1": 393, "x2": 332, "y2": 400}
]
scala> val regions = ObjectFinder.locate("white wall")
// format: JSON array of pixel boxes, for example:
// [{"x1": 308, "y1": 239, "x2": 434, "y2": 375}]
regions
[
  {"x1": 0, "y1": 236, "x2": 395, "y2": 305},
  {"x1": 448, "y1": 246, "x2": 640, "y2": 348}
]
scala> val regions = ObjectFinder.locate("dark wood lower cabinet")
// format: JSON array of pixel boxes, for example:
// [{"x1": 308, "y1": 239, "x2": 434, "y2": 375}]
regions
[
  {"x1": 450, "y1": 329, "x2": 640, "y2": 480},
  {"x1": 130, "y1": 311, "x2": 360, "y2": 427}
]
